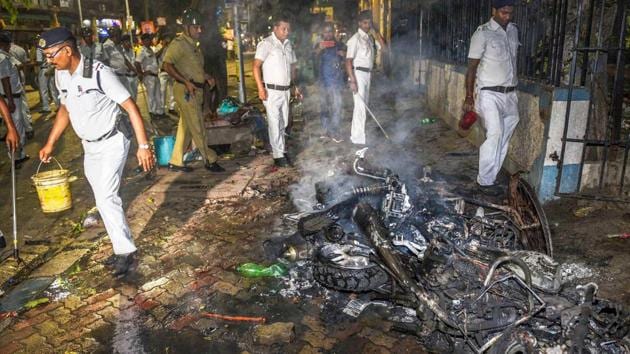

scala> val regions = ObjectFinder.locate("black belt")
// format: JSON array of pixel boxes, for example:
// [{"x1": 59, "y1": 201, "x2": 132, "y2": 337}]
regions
[
  {"x1": 353, "y1": 66, "x2": 371, "y2": 73},
  {"x1": 265, "y1": 83, "x2": 290, "y2": 91},
  {"x1": 1, "y1": 93, "x2": 22, "y2": 98},
  {"x1": 481, "y1": 86, "x2": 516, "y2": 93},
  {"x1": 175, "y1": 79, "x2": 205, "y2": 88},
  {"x1": 85, "y1": 127, "x2": 118, "y2": 143}
]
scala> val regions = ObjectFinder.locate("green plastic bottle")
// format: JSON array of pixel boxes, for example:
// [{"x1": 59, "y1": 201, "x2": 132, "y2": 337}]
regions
[{"x1": 237, "y1": 263, "x2": 288, "y2": 278}]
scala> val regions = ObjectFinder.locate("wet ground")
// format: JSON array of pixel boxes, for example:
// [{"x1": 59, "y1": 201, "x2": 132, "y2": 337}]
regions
[{"x1": 0, "y1": 57, "x2": 629, "y2": 353}]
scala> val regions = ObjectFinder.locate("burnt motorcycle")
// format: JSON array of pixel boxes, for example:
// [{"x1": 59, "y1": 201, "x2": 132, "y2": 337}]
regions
[{"x1": 289, "y1": 148, "x2": 628, "y2": 353}]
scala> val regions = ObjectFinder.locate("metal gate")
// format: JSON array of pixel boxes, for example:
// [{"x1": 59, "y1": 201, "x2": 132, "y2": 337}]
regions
[{"x1": 555, "y1": 0, "x2": 630, "y2": 202}]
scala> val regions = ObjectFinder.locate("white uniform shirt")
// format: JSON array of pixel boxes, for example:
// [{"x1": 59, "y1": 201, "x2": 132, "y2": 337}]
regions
[
  {"x1": 0, "y1": 49, "x2": 24, "y2": 95},
  {"x1": 102, "y1": 39, "x2": 133, "y2": 75},
  {"x1": 255, "y1": 33, "x2": 296, "y2": 86},
  {"x1": 135, "y1": 46, "x2": 159, "y2": 74},
  {"x1": 56, "y1": 55, "x2": 130, "y2": 141},
  {"x1": 468, "y1": 18, "x2": 519, "y2": 88},
  {"x1": 346, "y1": 28, "x2": 381, "y2": 70}
]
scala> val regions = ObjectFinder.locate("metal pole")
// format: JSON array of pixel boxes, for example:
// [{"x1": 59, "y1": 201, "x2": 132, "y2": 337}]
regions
[
  {"x1": 233, "y1": 4, "x2": 246, "y2": 103},
  {"x1": 124, "y1": 0, "x2": 134, "y2": 57},
  {"x1": 77, "y1": 0, "x2": 83, "y2": 24}
]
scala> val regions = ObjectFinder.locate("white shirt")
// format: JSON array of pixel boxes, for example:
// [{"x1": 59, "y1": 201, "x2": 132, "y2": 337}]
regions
[
  {"x1": 0, "y1": 49, "x2": 24, "y2": 95},
  {"x1": 102, "y1": 39, "x2": 133, "y2": 75},
  {"x1": 468, "y1": 18, "x2": 520, "y2": 88},
  {"x1": 255, "y1": 33, "x2": 296, "y2": 86},
  {"x1": 135, "y1": 46, "x2": 159, "y2": 74},
  {"x1": 79, "y1": 43, "x2": 103, "y2": 62},
  {"x1": 346, "y1": 28, "x2": 381, "y2": 70},
  {"x1": 56, "y1": 55, "x2": 130, "y2": 141}
]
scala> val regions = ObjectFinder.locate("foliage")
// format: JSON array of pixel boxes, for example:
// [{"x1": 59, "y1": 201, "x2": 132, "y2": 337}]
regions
[{"x1": 0, "y1": 0, "x2": 32, "y2": 24}]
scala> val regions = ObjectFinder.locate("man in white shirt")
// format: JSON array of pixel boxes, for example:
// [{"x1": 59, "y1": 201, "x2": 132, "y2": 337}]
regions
[
  {"x1": 102, "y1": 27, "x2": 138, "y2": 101},
  {"x1": 253, "y1": 16, "x2": 302, "y2": 168},
  {"x1": 0, "y1": 31, "x2": 29, "y2": 166},
  {"x1": 8, "y1": 37, "x2": 34, "y2": 138},
  {"x1": 36, "y1": 42, "x2": 59, "y2": 113},
  {"x1": 38, "y1": 28, "x2": 155, "y2": 276},
  {"x1": 135, "y1": 33, "x2": 164, "y2": 119},
  {"x1": 345, "y1": 10, "x2": 386, "y2": 146},
  {"x1": 463, "y1": 0, "x2": 520, "y2": 195}
]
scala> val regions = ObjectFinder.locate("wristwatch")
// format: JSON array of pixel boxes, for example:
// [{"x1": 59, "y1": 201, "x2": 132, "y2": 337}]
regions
[{"x1": 138, "y1": 143, "x2": 150, "y2": 150}]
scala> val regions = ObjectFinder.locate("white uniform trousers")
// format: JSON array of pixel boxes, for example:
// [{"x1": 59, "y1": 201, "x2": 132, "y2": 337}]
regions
[
  {"x1": 82, "y1": 133, "x2": 136, "y2": 255},
  {"x1": 9, "y1": 100, "x2": 26, "y2": 159},
  {"x1": 476, "y1": 90, "x2": 520, "y2": 186},
  {"x1": 159, "y1": 72, "x2": 176, "y2": 111},
  {"x1": 262, "y1": 88, "x2": 290, "y2": 159},
  {"x1": 20, "y1": 96, "x2": 33, "y2": 131},
  {"x1": 351, "y1": 70, "x2": 371, "y2": 145},
  {"x1": 143, "y1": 75, "x2": 164, "y2": 115}
]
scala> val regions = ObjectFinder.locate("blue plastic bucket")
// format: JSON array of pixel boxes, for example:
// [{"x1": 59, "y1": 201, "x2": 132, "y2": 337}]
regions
[{"x1": 153, "y1": 136, "x2": 175, "y2": 166}]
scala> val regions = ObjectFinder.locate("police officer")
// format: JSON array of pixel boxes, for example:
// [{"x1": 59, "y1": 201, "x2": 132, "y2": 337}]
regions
[
  {"x1": 346, "y1": 10, "x2": 386, "y2": 146},
  {"x1": 7, "y1": 34, "x2": 34, "y2": 139},
  {"x1": 314, "y1": 22, "x2": 346, "y2": 143},
  {"x1": 253, "y1": 15, "x2": 301, "y2": 168},
  {"x1": 78, "y1": 27, "x2": 103, "y2": 63},
  {"x1": 0, "y1": 31, "x2": 29, "y2": 167},
  {"x1": 155, "y1": 31, "x2": 176, "y2": 114},
  {"x1": 1, "y1": 95, "x2": 19, "y2": 153},
  {"x1": 463, "y1": 0, "x2": 520, "y2": 195},
  {"x1": 163, "y1": 8, "x2": 224, "y2": 173},
  {"x1": 135, "y1": 33, "x2": 164, "y2": 119},
  {"x1": 102, "y1": 27, "x2": 138, "y2": 101},
  {"x1": 38, "y1": 28, "x2": 155, "y2": 276},
  {"x1": 36, "y1": 36, "x2": 60, "y2": 113}
]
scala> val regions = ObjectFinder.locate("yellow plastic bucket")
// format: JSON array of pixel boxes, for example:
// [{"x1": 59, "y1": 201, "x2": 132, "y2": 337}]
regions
[{"x1": 32, "y1": 158, "x2": 72, "y2": 213}]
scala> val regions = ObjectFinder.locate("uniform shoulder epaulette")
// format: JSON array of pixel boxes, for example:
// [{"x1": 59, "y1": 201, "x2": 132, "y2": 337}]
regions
[{"x1": 478, "y1": 23, "x2": 491, "y2": 31}]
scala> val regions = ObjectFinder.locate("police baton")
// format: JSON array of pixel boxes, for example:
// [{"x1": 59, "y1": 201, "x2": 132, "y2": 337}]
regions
[{"x1": 355, "y1": 92, "x2": 390, "y2": 140}]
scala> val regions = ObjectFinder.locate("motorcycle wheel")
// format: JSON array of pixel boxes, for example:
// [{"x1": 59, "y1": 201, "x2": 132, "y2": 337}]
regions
[{"x1": 312, "y1": 244, "x2": 390, "y2": 292}]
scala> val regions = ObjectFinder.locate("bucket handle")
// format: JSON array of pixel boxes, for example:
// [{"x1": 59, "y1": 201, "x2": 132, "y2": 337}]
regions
[{"x1": 35, "y1": 157, "x2": 64, "y2": 177}]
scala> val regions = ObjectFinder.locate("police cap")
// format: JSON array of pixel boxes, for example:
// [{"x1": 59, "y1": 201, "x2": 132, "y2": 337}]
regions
[
  {"x1": 182, "y1": 8, "x2": 202, "y2": 25},
  {"x1": 80, "y1": 27, "x2": 93, "y2": 37},
  {"x1": 0, "y1": 30, "x2": 12, "y2": 44},
  {"x1": 38, "y1": 27, "x2": 75, "y2": 49},
  {"x1": 492, "y1": 0, "x2": 517, "y2": 9}
]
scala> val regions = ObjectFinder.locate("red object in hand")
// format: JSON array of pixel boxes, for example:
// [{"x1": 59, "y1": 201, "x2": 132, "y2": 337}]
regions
[
  {"x1": 320, "y1": 41, "x2": 335, "y2": 48},
  {"x1": 460, "y1": 111, "x2": 478, "y2": 130}
]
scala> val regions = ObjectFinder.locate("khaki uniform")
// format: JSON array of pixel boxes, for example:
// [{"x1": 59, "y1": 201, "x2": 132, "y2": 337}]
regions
[{"x1": 163, "y1": 33, "x2": 217, "y2": 166}]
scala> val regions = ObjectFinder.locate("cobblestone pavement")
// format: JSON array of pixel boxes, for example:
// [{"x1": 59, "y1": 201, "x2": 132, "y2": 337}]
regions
[{"x1": 1, "y1": 68, "x2": 628, "y2": 353}]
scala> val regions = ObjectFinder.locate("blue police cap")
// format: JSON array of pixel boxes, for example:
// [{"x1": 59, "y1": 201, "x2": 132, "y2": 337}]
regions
[
  {"x1": 38, "y1": 27, "x2": 75, "y2": 49},
  {"x1": 0, "y1": 30, "x2": 12, "y2": 44},
  {"x1": 492, "y1": 0, "x2": 517, "y2": 9}
]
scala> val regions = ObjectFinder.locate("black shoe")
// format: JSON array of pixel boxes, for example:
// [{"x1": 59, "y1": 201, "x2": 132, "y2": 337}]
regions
[
  {"x1": 274, "y1": 157, "x2": 289, "y2": 168},
  {"x1": 477, "y1": 184, "x2": 503, "y2": 197},
  {"x1": 26, "y1": 130, "x2": 34, "y2": 140},
  {"x1": 14, "y1": 155, "x2": 30, "y2": 169},
  {"x1": 205, "y1": 161, "x2": 226, "y2": 172},
  {"x1": 111, "y1": 252, "x2": 136, "y2": 277},
  {"x1": 283, "y1": 154, "x2": 293, "y2": 166},
  {"x1": 103, "y1": 254, "x2": 117, "y2": 267},
  {"x1": 168, "y1": 163, "x2": 193, "y2": 172}
]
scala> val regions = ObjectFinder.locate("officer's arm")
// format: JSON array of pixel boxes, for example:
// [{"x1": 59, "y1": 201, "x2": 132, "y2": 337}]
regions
[
  {"x1": 463, "y1": 59, "x2": 480, "y2": 112},
  {"x1": 0, "y1": 97, "x2": 18, "y2": 152},
  {"x1": 252, "y1": 59, "x2": 266, "y2": 100},
  {"x1": 345, "y1": 58, "x2": 355, "y2": 84},
  {"x1": 0, "y1": 77, "x2": 14, "y2": 112},
  {"x1": 163, "y1": 62, "x2": 186, "y2": 85},
  {"x1": 119, "y1": 98, "x2": 155, "y2": 172},
  {"x1": 40, "y1": 105, "x2": 71, "y2": 162}
]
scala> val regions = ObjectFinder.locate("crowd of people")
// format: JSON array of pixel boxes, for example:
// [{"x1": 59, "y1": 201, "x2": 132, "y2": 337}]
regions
[{"x1": 1, "y1": 0, "x2": 520, "y2": 276}]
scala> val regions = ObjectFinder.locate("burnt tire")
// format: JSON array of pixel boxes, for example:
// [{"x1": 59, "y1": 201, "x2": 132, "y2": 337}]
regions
[{"x1": 312, "y1": 244, "x2": 390, "y2": 292}]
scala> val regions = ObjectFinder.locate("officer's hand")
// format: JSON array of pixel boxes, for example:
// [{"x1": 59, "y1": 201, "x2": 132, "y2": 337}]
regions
[
  {"x1": 185, "y1": 81, "x2": 197, "y2": 96},
  {"x1": 39, "y1": 143, "x2": 54, "y2": 163},
  {"x1": 258, "y1": 87, "x2": 268, "y2": 101},
  {"x1": 136, "y1": 148, "x2": 155, "y2": 172},
  {"x1": 7, "y1": 100, "x2": 16, "y2": 113},
  {"x1": 463, "y1": 96, "x2": 475, "y2": 113},
  {"x1": 349, "y1": 80, "x2": 358, "y2": 94},
  {"x1": 293, "y1": 86, "x2": 303, "y2": 101},
  {"x1": 5, "y1": 127, "x2": 19, "y2": 153}
]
